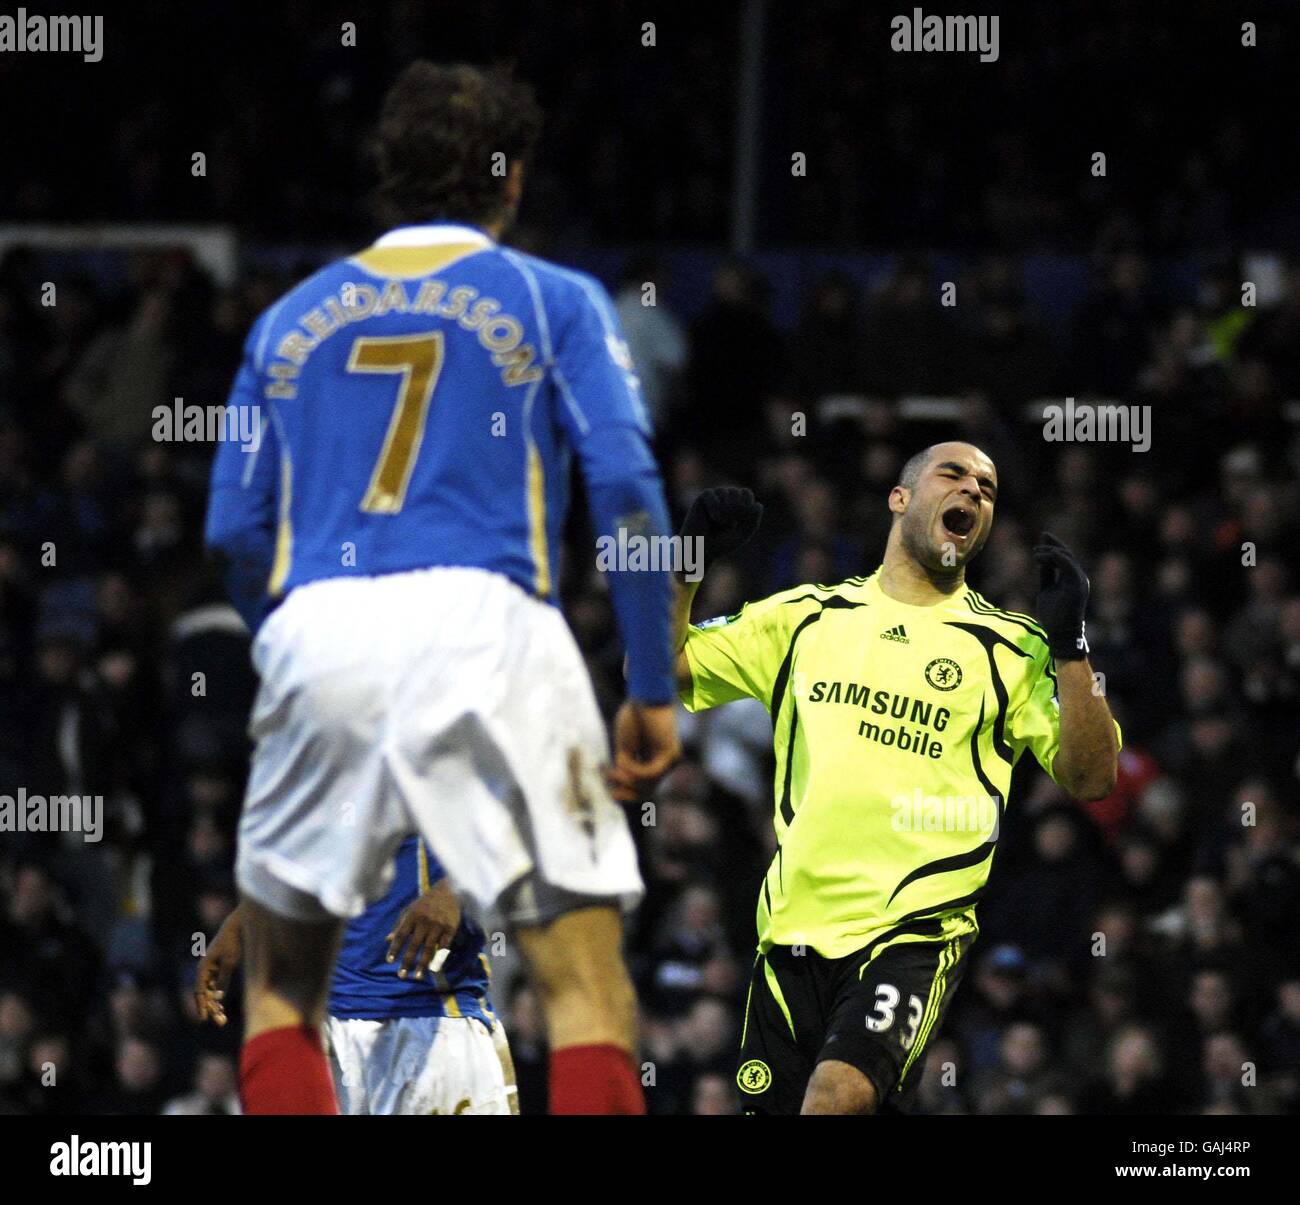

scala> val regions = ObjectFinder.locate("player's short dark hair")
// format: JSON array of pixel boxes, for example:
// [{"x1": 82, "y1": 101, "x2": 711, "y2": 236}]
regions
[
  {"x1": 372, "y1": 61, "x2": 543, "y2": 229},
  {"x1": 897, "y1": 445, "x2": 939, "y2": 492}
]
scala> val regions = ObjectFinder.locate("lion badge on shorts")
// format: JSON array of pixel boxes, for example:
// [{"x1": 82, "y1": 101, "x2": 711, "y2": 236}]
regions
[{"x1": 737, "y1": 1059, "x2": 772, "y2": 1095}]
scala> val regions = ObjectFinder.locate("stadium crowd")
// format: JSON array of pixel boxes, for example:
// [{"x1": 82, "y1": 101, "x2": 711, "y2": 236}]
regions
[
  {"x1": 0, "y1": 237, "x2": 1297, "y2": 1116},
  {"x1": 0, "y1": 0, "x2": 1298, "y2": 1118}
]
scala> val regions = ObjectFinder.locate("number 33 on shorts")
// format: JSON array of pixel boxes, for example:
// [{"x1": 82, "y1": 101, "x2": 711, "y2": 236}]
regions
[{"x1": 864, "y1": 982, "x2": 926, "y2": 1050}]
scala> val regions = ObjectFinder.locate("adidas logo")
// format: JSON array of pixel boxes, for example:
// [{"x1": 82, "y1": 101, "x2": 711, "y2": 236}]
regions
[{"x1": 880, "y1": 624, "x2": 910, "y2": 644}]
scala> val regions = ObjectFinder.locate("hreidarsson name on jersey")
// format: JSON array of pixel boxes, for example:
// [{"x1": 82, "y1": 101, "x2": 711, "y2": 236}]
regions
[{"x1": 265, "y1": 279, "x2": 542, "y2": 399}]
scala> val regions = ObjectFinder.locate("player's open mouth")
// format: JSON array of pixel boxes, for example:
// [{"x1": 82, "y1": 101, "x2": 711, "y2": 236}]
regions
[{"x1": 941, "y1": 506, "x2": 976, "y2": 539}]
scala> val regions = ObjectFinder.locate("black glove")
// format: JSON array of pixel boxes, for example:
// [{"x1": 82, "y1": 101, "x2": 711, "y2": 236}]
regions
[
  {"x1": 678, "y1": 487, "x2": 763, "y2": 575},
  {"x1": 1033, "y1": 531, "x2": 1090, "y2": 660}
]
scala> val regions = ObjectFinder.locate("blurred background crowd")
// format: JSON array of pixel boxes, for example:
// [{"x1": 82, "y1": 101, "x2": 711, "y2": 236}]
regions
[{"x1": 1, "y1": 1, "x2": 1299, "y2": 1116}]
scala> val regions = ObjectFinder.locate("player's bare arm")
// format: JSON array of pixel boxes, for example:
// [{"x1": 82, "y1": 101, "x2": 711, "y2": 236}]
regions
[
  {"x1": 195, "y1": 905, "x2": 244, "y2": 1028},
  {"x1": 386, "y1": 875, "x2": 460, "y2": 981},
  {"x1": 1033, "y1": 531, "x2": 1119, "y2": 801},
  {"x1": 1052, "y1": 658, "x2": 1119, "y2": 800},
  {"x1": 672, "y1": 572, "x2": 702, "y2": 691}
]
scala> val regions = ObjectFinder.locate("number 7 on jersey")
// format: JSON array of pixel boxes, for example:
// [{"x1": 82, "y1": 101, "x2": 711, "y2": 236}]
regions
[{"x1": 347, "y1": 331, "x2": 446, "y2": 514}]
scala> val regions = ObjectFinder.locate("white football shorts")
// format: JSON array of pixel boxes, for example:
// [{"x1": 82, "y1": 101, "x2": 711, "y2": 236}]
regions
[
  {"x1": 325, "y1": 1013, "x2": 517, "y2": 1115},
  {"x1": 234, "y1": 566, "x2": 643, "y2": 922}
]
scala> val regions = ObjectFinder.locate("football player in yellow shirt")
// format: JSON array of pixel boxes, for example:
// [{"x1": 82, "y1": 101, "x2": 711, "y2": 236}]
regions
[{"x1": 673, "y1": 442, "x2": 1119, "y2": 1114}]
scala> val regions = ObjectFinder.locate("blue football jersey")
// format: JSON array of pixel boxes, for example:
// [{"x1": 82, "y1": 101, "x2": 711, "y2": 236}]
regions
[
  {"x1": 328, "y1": 834, "x2": 494, "y2": 1023},
  {"x1": 205, "y1": 223, "x2": 674, "y2": 701}
]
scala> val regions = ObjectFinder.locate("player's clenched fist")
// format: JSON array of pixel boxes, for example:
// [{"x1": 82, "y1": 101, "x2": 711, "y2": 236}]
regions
[
  {"x1": 607, "y1": 700, "x2": 680, "y2": 802},
  {"x1": 678, "y1": 487, "x2": 764, "y2": 575},
  {"x1": 386, "y1": 878, "x2": 461, "y2": 980},
  {"x1": 1033, "y1": 531, "x2": 1091, "y2": 661}
]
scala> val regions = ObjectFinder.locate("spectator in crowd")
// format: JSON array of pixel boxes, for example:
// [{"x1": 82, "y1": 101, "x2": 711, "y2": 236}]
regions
[
  {"x1": 614, "y1": 257, "x2": 687, "y2": 430},
  {"x1": 1259, "y1": 978, "x2": 1300, "y2": 1113},
  {"x1": 1079, "y1": 1024, "x2": 1179, "y2": 1114},
  {"x1": 163, "y1": 1052, "x2": 240, "y2": 1115},
  {"x1": 691, "y1": 1071, "x2": 740, "y2": 1116},
  {"x1": 969, "y1": 1021, "x2": 1062, "y2": 1115}
]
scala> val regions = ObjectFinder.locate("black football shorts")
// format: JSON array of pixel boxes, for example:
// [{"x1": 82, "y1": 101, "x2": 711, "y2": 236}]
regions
[{"x1": 735, "y1": 931, "x2": 974, "y2": 1114}]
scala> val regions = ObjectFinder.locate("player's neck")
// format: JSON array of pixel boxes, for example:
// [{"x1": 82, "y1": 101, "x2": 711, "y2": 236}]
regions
[{"x1": 878, "y1": 540, "x2": 966, "y2": 607}]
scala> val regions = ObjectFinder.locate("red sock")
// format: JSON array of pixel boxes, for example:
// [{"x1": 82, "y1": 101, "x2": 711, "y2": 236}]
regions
[
  {"x1": 239, "y1": 1024, "x2": 339, "y2": 1115},
  {"x1": 549, "y1": 1043, "x2": 646, "y2": 1115}
]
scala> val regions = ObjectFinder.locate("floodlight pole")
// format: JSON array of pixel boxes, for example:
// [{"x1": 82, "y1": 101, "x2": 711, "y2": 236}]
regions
[{"x1": 730, "y1": 0, "x2": 767, "y2": 256}]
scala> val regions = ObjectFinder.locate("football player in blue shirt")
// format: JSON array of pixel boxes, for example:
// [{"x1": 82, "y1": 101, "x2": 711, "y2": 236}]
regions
[
  {"x1": 196, "y1": 836, "x2": 518, "y2": 1114},
  {"x1": 205, "y1": 62, "x2": 679, "y2": 1114}
]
